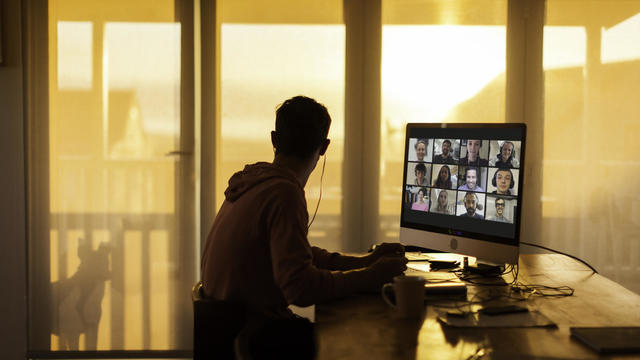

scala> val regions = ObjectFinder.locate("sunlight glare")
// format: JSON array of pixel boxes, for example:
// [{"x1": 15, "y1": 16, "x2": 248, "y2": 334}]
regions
[
  {"x1": 382, "y1": 25, "x2": 506, "y2": 129},
  {"x1": 602, "y1": 13, "x2": 640, "y2": 64}
]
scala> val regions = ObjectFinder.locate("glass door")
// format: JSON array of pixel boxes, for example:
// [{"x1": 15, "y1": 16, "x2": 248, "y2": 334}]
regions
[{"x1": 29, "y1": 0, "x2": 196, "y2": 352}]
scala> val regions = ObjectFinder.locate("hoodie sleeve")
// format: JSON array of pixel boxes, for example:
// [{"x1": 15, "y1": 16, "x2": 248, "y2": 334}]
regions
[
  {"x1": 311, "y1": 247, "x2": 370, "y2": 271},
  {"x1": 267, "y1": 183, "x2": 375, "y2": 306}
]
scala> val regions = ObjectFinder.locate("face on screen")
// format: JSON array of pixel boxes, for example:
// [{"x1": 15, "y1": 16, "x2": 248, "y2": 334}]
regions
[
  {"x1": 496, "y1": 170, "x2": 512, "y2": 194},
  {"x1": 464, "y1": 193, "x2": 477, "y2": 215},
  {"x1": 465, "y1": 169, "x2": 477, "y2": 189},
  {"x1": 439, "y1": 166, "x2": 449, "y2": 181},
  {"x1": 467, "y1": 140, "x2": 481, "y2": 158},
  {"x1": 442, "y1": 140, "x2": 451, "y2": 156},
  {"x1": 495, "y1": 198, "x2": 505, "y2": 216},
  {"x1": 438, "y1": 190, "x2": 448, "y2": 206},
  {"x1": 415, "y1": 141, "x2": 426, "y2": 161},
  {"x1": 501, "y1": 142, "x2": 513, "y2": 161}
]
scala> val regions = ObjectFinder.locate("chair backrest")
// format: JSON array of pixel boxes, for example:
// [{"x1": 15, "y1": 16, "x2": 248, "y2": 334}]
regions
[{"x1": 192, "y1": 281, "x2": 246, "y2": 360}]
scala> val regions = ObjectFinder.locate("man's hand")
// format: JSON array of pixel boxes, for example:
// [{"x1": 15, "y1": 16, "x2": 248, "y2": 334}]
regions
[
  {"x1": 366, "y1": 256, "x2": 408, "y2": 290},
  {"x1": 368, "y1": 242, "x2": 405, "y2": 265}
]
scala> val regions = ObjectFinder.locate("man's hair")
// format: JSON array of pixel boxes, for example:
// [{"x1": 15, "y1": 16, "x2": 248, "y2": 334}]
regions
[
  {"x1": 275, "y1": 96, "x2": 331, "y2": 158},
  {"x1": 464, "y1": 191, "x2": 478, "y2": 203},
  {"x1": 464, "y1": 166, "x2": 479, "y2": 179},
  {"x1": 442, "y1": 139, "x2": 451, "y2": 146},
  {"x1": 414, "y1": 163, "x2": 427, "y2": 175}
]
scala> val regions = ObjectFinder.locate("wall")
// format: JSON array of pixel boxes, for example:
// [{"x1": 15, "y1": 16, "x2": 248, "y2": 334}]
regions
[{"x1": 0, "y1": 0, "x2": 28, "y2": 359}]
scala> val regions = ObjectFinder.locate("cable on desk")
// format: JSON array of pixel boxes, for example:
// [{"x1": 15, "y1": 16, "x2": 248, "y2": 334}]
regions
[
  {"x1": 508, "y1": 263, "x2": 575, "y2": 298},
  {"x1": 520, "y1": 241, "x2": 598, "y2": 274},
  {"x1": 452, "y1": 263, "x2": 575, "y2": 302}
]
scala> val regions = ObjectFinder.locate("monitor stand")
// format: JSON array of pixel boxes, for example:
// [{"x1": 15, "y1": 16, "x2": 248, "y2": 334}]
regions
[{"x1": 464, "y1": 261, "x2": 504, "y2": 277}]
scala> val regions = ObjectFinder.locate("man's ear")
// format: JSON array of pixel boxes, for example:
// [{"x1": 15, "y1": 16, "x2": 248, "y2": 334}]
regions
[
  {"x1": 319, "y1": 138, "x2": 330, "y2": 156},
  {"x1": 271, "y1": 131, "x2": 278, "y2": 150}
]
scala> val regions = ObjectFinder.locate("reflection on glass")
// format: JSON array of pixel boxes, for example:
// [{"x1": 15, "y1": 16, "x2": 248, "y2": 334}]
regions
[{"x1": 40, "y1": 0, "x2": 191, "y2": 351}]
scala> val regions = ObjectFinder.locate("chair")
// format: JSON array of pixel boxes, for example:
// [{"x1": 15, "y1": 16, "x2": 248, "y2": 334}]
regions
[{"x1": 192, "y1": 281, "x2": 246, "y2": 360}]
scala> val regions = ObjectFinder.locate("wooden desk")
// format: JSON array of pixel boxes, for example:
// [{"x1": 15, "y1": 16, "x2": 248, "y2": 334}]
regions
[{"x1": 315, "y1": 254, "x2": 640, "y2": 359}]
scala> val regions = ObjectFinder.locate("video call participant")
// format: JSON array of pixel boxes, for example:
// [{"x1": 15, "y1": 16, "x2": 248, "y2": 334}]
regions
[
  {"x1": 414, "y1": 139, "x2": 428, "y2": 162},
  {"x1": 491, "y1": 141, "x2": 519, "y2": 168},
  {"x1": 411, "y1": 188, "x2": 428, "y2": 211},
  {"x1": 487, "y1": 197, "x2": 511, "y2": 223},
  {"x1": 459, "y1": 192, "x2": 483, "y2": 219},
  {"x1": 432, "y1": 189, "x2": 450, "y2": 214},
  {"x1": 492, "y1": 168, "x2": 515, "y2": 195},
  {"x1": 201, "y1": 96, "x2": 407, "y2": 324},
  {"x1": 433, "y1": 165, "x2": 452, "y2": 189},
  {"x1": 458, "y1": 167, "x2": 484, "y2": 192},
  {"x1": 414, "y1": 163, "x2": 429, "y2": 186},
  {"x1": 433, "y1": 139, "x2": 456, "y2": 164},
  {"x1": 459, "y1": 139, "x2": 488, "y2": 166}
]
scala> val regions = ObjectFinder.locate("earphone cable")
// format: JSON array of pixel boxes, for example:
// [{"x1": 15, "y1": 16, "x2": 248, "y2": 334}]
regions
[{"x1": 308, "y1": 154, "x2": 326, "y2": 229}]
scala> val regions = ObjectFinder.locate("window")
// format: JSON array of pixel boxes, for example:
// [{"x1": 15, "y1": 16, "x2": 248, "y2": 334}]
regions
[
  {"x1": 542, "y1": 0, "x2": 640, "y2": 292},
  {"x1": 217, "y1": 0, "x2": 345, "y2": 250},
  {"x1": 30, "y1": 0, "x2": 196, "y2": 352},
  {"x1": 380, "y1": 0, "x2": 508, "y2": 241}
]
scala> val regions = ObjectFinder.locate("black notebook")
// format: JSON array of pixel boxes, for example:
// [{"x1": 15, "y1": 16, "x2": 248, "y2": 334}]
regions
[{"x1": 570, "y1": 327, "x2": 640, "y2": 354}]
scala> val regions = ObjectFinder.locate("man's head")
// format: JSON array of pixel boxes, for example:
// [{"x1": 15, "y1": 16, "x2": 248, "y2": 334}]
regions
[
  {"x1": 493, "y1": 168, "x2": 514, "y2": 194},
  {"x1": 466, "y1": 139, "x2": 482, "y2": 159},
  {"x1": 415, "y1": 140, "x2": 427, "y2": 161},
  {"x1": 464, "y1": 167, "x2": 478, "y2": 190},
  {"x1": 441, "y1": 139, "x2": 451, "y2": 156},
  {"x1": 464, "y1": 192, "x2": 478, "y2": 216},
  {"x1": 271, "y1": 96, "x2": 331, "y2": 160},
  {"x1": 494, "y1": 197, "x2": 506, "y2": 216}
]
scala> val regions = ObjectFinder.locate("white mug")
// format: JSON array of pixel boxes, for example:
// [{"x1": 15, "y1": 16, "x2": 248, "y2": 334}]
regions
[{"x1": 382, "y1": 275, "x2": 426, "y2": 319}]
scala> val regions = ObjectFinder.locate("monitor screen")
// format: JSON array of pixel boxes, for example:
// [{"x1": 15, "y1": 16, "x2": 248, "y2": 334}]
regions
[{"x1": 400, "y1": 123, "x2": 526, "y2": 265}]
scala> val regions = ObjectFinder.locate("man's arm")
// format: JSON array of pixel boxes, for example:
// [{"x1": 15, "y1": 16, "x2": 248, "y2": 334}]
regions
[
  {"x1": 311, "y1": 243, "x2": 405, "y2": 271},
  {"x1": 267, "y1": 185, "x2": 406, "y2": 307}
]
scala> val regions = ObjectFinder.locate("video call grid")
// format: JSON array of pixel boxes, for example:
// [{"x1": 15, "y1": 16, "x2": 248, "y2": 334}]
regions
[{"x1": 404, "y1": 137, "x2": 521, "y2": 224}]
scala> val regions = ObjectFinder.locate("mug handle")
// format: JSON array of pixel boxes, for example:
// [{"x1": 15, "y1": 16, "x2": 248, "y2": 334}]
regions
[{"x1": 381, "y1": 283, "x2": 396, "y2": 308}]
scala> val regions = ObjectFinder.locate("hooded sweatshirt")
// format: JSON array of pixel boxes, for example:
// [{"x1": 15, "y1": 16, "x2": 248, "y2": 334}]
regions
[{"x1": 201, "y1": 162, "x2": 373, "y2": 318}]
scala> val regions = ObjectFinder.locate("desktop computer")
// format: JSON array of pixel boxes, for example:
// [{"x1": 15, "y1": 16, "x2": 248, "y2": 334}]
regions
[{"x1": 400, "y1": 123, "x2": 526, "y2": 267}]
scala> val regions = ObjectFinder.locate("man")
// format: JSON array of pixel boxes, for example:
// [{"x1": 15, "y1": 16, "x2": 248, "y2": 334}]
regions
[
  {"x1": 201, "y1": 96, "x2": 407, "y2": 320},
  {"x1": 458, "y1": 167, "x2": 484, "y2": 192},
  {"x1": 459, "y1": 139, "x2": 488, "y2": 166},
  {"x1": 433, "y1": 139, "x2": 456, "y2": 164},
  {"x1": 459, "y1": 192, "x2": 483, "y2": 219},
  {"x1": 487, "y1": 197, "x2": 510, "y2": 223},
  {"x1": 492, "y1": 168, "x2": 515, "y2": 195}
]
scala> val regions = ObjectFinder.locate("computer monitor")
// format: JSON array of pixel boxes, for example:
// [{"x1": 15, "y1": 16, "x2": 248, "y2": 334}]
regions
[{"x1": 400, "y1": 123, "x2": 526, "y2": 265}]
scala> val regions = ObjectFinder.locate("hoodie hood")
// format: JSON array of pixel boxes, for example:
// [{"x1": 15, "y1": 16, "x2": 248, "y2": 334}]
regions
[{"x1": 224, "y1": 162, "x2": 302, "y2": 202}]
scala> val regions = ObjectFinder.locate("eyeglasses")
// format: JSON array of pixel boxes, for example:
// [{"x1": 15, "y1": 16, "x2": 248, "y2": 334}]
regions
[{"x1": 496, "y1": 202, "x2": 505, "y2": 207}]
